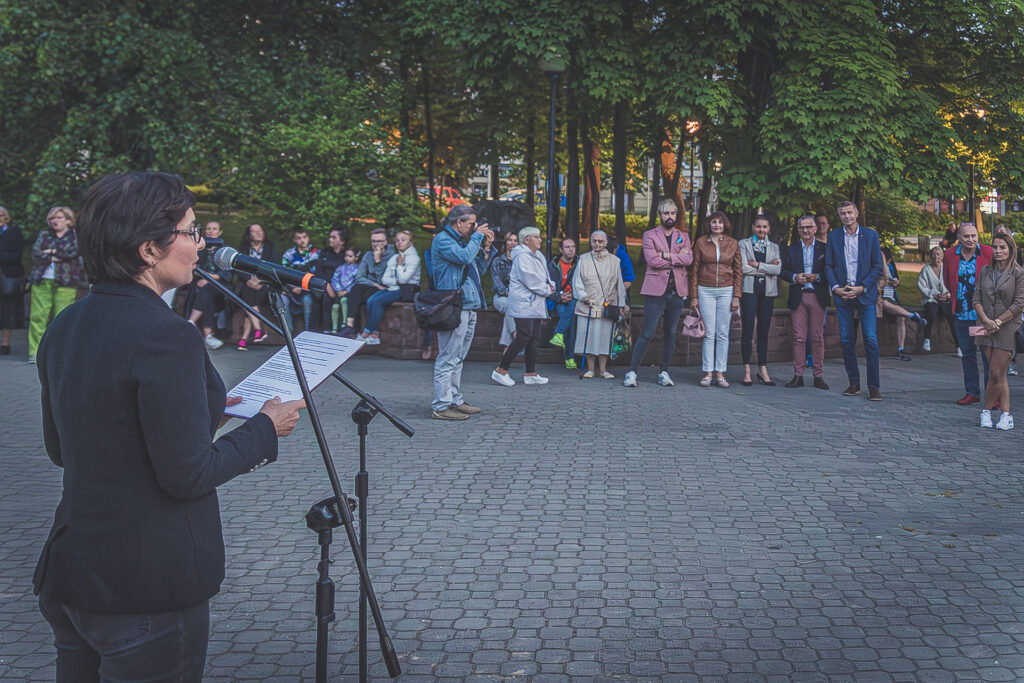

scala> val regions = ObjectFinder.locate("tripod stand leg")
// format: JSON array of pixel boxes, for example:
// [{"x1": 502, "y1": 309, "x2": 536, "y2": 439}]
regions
[{"x1": 315, "y1": 531, "x2": 336, "y2": 683}]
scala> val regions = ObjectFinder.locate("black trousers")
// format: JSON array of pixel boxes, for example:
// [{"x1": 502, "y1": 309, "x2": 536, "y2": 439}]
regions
[
  {"x1": 628, "y1": 291, "x2": 686, "y2": 373},
  {"x1": 740, "y1": 291, "x2": 776, "y2": 365},
  {"x1": 923, "y1": 300, "x2": 958, "y2": 347},
  {"x1": 499, "y1": 317, "x2": 542, "y2": 373},
  {"x1": 39, "y1": 582, "x2": 209, "y2": 683},
  {"x1": 345, "y1": 284, "x2": 380, "y2": 330}
]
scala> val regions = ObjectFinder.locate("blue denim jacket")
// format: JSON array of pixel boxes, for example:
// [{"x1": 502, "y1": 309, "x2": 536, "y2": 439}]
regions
[{"x1": 429, "y1": 225, "x2": 493, "y2": 310}]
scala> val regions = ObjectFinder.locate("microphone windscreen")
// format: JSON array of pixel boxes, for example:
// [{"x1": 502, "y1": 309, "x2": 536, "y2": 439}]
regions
[{"x1": 213, "y1": 247, "x2": 237, "y2": 270}]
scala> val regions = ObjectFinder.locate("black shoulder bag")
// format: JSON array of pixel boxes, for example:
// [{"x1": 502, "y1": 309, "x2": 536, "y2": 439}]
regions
[{"x1": 413, "y1": 267, "x2": 468, "y2": 331}]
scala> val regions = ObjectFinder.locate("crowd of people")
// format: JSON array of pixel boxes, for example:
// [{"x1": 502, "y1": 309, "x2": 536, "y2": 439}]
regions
[
  {"x1": 425, "y1": 201, "x2": 1024, "y2": 432},
  {"x1": 2, "y1": 195, "x2": 1022, "y2": 430}
]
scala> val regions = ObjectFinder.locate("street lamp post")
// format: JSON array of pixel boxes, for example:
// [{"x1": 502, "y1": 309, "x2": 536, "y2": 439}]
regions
[
  {"x1": 684, "y1": 119, "x2": 701, "y2": 234},
  {"x1": 539, "y1": 54, "x2": 566, "y2": 261}
]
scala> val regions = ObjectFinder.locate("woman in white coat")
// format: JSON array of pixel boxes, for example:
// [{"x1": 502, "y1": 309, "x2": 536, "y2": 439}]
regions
[
  {"x1": 492, "y1": 227, "x2": 555, "y2": 386},
  {"x1": 737, "y1": 215, "x2": 781, "y2": 385},
  {"x1": 362, "y1": 230, "x2": 421, "y2": 344}
]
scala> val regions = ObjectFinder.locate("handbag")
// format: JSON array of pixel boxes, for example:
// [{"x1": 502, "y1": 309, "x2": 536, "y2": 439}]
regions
[
  {"x1": 412, "y1": 268, "x2": 467, "y2": 331},
  {"x1": 610, "y1": 313, "x2": 632, "y2": 360},
  {"x1": 968, "y1": 325, "x2": 988, "y2": 337},
  {"x1": 681, "y1": 309, "x2": 706, "y2": 338},
  {"x1": 398, "y1": 283, "x2": 419, "y2": 303}
]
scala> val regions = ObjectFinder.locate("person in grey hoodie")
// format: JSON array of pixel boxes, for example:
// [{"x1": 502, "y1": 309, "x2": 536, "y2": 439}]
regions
[{"x1": 492, "y1": 227, "x2": 555, "y2": 386}]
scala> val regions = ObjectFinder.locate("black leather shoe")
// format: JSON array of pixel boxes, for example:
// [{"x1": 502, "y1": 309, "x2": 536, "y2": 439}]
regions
[
  {"x1": 813, "y1": 377, "x2": 830, "y2": 390},
  {"x1": 785, "y1": 376, "x2": 804, "y2": 388}
]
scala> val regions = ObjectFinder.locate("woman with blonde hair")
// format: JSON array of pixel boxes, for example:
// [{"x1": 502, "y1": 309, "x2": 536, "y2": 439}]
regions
[
  {"x1": 361, "y1": 229, "x2": 421, "y2": 344},
  {"x1": 28, "y1": 206, "x2": 86, "y2": 362},
  {"x1": 974, "y1": 231, "x2": 1024, "y2": 430}
]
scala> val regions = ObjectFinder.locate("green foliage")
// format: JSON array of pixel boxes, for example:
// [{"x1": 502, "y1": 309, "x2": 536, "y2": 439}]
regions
[{"x1": 235, "y1": 74, "x2": 430, "y2": 243}]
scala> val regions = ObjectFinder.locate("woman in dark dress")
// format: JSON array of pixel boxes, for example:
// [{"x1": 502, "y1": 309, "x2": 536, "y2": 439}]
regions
[
  {"x1": 34, "y1": 172, "x2": 305, "y2": 681},
  {"x1": 0, "y1": 206, "x2": 25, "y2": 354}
]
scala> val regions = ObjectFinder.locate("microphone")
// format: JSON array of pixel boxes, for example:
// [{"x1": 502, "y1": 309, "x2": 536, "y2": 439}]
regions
[{"x1": 213, "y1": 247, "x2": 328, "y2": 293}]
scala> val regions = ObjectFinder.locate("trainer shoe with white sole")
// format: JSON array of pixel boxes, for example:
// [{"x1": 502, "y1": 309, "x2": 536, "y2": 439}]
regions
[
  {"x1": 922, "y1": 338, "x2": 931, "y2": 351},
  {"x1": 995, "y1": 412, "x2": 1014, "y2": 430},
  {"x1": 623, "y1": 371, "x2": 638, "y2": 387},
  {"x1": 523, "y1": 374, "x2": 549, "y2": 385},
  {"x1": 981, "y1": 409, "x2": 993, "y2": 428},
  {"x1": 657, "y1": 371, "x2": 674, "y2": 387},
  {"x1": 491, "y1": 370, "x2": 515, "y2": 386},
  {"x1": 205, "y1": 334, "x2": 224, "y2": 350},
  {"x1": 431, "y1": 407, "x2": 468, "y2": 421}
]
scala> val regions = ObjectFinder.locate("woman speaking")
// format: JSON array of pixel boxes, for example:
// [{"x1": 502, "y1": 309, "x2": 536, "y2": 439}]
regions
[{"x1": 33, "y1": 172, "x2": 306, "y2": 681}]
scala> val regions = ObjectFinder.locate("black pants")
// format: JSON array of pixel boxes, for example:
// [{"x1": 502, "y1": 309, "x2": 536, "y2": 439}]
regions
[
  {"x1": 499, "y1": 318, "x2": 542, "y2": 373},
  {"x1": 923, "y1": 300, "x2": 958, "y2": 347},
  {"x1": 740, "y1": 291, "x2": 776, "y2": 365},
  {"x1": 629, "y1": 291, "x2": 686, "y2": 373},
  {"x1": 39, "y1": 583, "x2": 209, "y2": 683},
  {"x1": 187, "y1": 282, "x2": 223, "y2": 331},
  {"x1": 345, "y1": 284, "x2": 380, "y2": 330}
]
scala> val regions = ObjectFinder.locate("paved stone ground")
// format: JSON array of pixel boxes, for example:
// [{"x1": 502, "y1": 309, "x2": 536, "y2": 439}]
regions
[{"x1": 2, "y1": 326, "x2": 1024, "y2": 682}]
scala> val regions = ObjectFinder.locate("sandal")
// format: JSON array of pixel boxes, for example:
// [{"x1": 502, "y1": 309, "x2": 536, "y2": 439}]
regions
[
  {"x1": 715, "y1": 376, "x2": 730, "y2": 388},
  {"x1": 581, "y1": 370, "x2": 595, "y2": 379},
  {"x1": 600, "y1": 371, "x2": 615, "y2": 379},
  {"x1": 699, "y1": 376, "x2": 712, "y2": 387}
]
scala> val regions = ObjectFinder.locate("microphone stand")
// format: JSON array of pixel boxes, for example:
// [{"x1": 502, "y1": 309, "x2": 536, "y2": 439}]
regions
[{"x1": 195, "y1": 267, "x2": 406, "y2": 681}]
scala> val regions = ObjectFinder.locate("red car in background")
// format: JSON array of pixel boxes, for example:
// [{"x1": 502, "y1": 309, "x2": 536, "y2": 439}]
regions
[{"x1": 417, "y1": 186, "x2": 468, "y2": 209}]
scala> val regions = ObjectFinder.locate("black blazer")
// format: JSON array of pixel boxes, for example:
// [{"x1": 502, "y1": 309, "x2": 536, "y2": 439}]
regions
[
  {"x1": 34, "y1": 280, "x2": 278, "y2": 614},
  {"x1": 0, "y1": 225, "x2": 25, "y2": 278},
  {"x1": 780, "y1": 240, "x2": 830, "y2": 310}
]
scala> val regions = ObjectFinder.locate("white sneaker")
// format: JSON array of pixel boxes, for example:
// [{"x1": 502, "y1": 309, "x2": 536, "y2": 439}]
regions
[
  {"x1": 523, "y1": 374, "x2": 549, "y2": 385},
  {"x1": 981, "y1": 409, "x2": 993, "y2": 428},
  {"x1": 922, "y1": 338, "x2": 931, "y2": 352},
  {"x1": 956, "y1": 347, "x2": 963, "y2": 358},
  {"x1": 491, "y1": 370, "x2": 515, "y2": 386},
  {"x1": 657, "y1": 371, "x2": 674, "y2": 387},
  {"x1": 366, "y1": 335, "x2": 381, "y2": 345},
  {"x1": 996, "y1": 412, "x2": 1014, "y2": 430},
  {"x1": 204, "y1": 334, "x2": 224, "y2": 350},
  {"x1": 623, "y1": 371, "x2": 638, "y2": 387}
]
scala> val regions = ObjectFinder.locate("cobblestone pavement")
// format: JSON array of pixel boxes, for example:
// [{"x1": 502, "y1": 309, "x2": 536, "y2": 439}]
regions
[{"x1": 2, "y1": 328, "x2": 1024, "y2": 682}]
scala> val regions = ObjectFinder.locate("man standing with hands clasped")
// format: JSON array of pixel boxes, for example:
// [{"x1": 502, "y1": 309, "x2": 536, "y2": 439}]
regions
[
  {"x1": 825, "y1": 201, "x2": 884, "y2": 400},
  {"x1": 624, "y1": 199, "x2": 693, "y2": 387},
  {"x1": 781, "y1": 215, "x2": 830, "y2": 389}
]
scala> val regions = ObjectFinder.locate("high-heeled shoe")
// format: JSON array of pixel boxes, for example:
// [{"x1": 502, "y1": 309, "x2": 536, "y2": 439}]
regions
[
  {"x1": 757, "y1": 374, "x2": 775, "y2": 386},
  {"x1": 741, "y1": 378, "x2": 753, "y2": 386}
]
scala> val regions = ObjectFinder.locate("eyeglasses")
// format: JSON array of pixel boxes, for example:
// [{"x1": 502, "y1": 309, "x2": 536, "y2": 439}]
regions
[{"x1": 172, "y1": 223, "x2": 204, "y2": 244}]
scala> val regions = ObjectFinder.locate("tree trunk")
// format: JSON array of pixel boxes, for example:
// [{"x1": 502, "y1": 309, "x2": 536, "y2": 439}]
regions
[
  {"x1": 566, "y1": 100, "x2": 580, "y2": 242},
  {"x1": 695, "y1": 148, "x2": 713, "y2": 235},
  {"x1": 582, "y1": 135, "x2": 601, "y2": 239},
  {"x1": 648, "y1": 128, "x2": 661, "y2": 230},
  {"x1": 424, "y1": 71, "x2": 437, "y2": 224},
  {"x1": 612, "y1": 101, "x2": 627, "y2": 245},
  {"x1": 489, "y1": 156, "x2": 500, "y2": 199},
  {"x1": 525, "y1": 117, "x2": 535, "y2": 210},
  {"x1": 661, "y1": 128, "x2": 687, "y2": 226},
  {"x1": 399, "y1": 54, "x2": 416, "y2": 199}
]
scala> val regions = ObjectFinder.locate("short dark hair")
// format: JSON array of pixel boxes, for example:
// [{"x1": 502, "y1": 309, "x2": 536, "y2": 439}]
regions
[
  {"x1": 329, "y1": 226, "x2": 348, "y2": 241},
  {"x1": 752, "y1": 214, "x2": 771, "y2": 225},
  {"x1": 370, "y1": 227, "x2": 387, "y2": 238},
  {"x1": 293, "y1": 227, "x2": 308, "y2": 236},
  {"x1": 836, "y1": 201, "x2": 856, "y2": 211},
  {"x1": 77, "y1": 172, "x2": 194, "y2": 283},
  {"x1": 814, "y1": 213, "x2": 827, "y2": 220}
]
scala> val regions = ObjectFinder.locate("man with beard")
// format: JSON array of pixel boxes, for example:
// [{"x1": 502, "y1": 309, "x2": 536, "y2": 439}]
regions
[{"x1": 623, "y1": 199, "x2": 693, "y2": 387}]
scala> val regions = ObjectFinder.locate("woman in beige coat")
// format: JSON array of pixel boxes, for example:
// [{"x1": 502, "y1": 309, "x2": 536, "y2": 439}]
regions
[
  {"x1": 573, "y1": 230, "x2": 629, "y2": 378},
  {"x1": 973, "y1": 232, "x2": 1024, "y2": 430}
]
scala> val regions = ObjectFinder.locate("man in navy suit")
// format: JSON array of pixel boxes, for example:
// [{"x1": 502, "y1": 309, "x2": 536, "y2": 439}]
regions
[
  {"x1": 825, "y1": 201, "x2": 884, "y2": 400},
  {"x1": 781, "y1": 215, "x2": 830, "y2": 389}
]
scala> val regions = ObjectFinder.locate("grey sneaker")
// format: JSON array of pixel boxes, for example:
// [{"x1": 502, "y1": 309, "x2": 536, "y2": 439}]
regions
[
  {"x1": 623, "y1": 371, "x2": 638, "y2": 387},
  {"x1": 657, "y1": 371, "x2": 674, "y2": 387},
  {"x1": 431, "y1": 407, "x2": 468, "y2": 421}
]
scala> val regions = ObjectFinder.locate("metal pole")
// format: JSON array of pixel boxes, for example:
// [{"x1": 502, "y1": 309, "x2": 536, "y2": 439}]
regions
[{"x1": 546, "y1": 72, "x2": 559, "y2": 261}]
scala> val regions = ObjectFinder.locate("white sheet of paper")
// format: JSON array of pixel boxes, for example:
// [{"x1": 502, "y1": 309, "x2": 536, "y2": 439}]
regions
[{"x1": 225, "y1": 331, "x2": 364, "y2": 419}]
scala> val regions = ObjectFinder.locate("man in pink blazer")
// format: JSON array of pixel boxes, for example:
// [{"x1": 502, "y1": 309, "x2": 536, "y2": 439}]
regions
[{"x1": 624, "y1": 199, "x2": 694, "y2": 387}]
